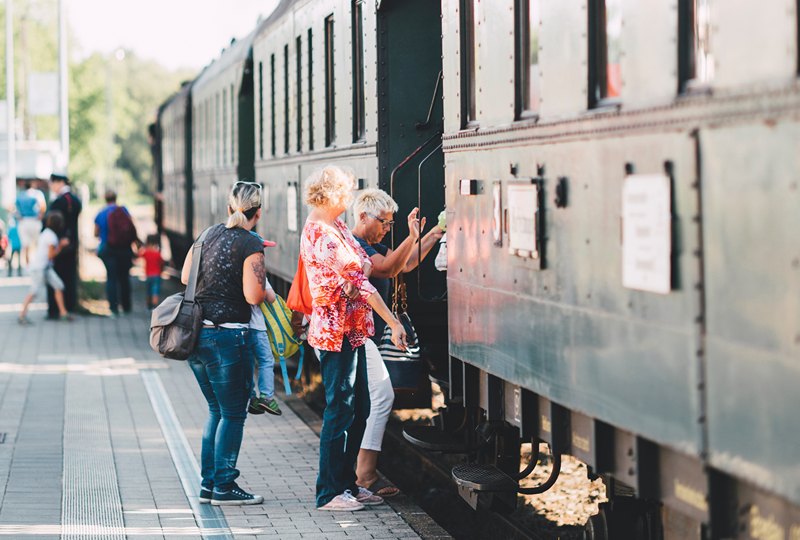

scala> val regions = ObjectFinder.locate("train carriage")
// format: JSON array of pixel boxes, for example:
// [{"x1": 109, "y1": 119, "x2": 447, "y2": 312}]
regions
[
  {"x1": 151, "y1": 1, "x2": 800, "y2": 538},
  {"x1": 190, "y1": 30, "x2": 257, "y2": 240},
  {"x1": 436, "y1": 0, "x2": 800, "y2": 538},
  {"x1": 157, "y1": 83, "x2": 193, "y2": 265}
]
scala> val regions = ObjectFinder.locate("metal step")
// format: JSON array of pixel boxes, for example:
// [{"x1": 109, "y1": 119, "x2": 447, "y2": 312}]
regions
[
  {"x1": 402, "y1": 425, "x2": 470, "y2": 453},
  {"x1": 451, "y1": 464, "x2": 518, "y2": 492}
]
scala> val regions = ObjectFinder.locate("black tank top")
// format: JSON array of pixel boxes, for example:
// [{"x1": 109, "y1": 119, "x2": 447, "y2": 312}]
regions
[{"x1": 194, "y1": 224, "x2": 263, "y2": 324}]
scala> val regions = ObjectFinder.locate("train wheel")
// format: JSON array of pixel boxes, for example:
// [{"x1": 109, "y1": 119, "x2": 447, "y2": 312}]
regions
[{"x1": 583, "y1": 508, "x2": 609, "y2": 540}]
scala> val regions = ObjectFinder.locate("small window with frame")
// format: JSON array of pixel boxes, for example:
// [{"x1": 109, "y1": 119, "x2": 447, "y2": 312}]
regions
[
  {"x1": 678, "y1": 0, "x2": 713, "y2": 93},
  {"x1": 515, "y1": 0, "x2": 541, "y2": 118},
  {"x1": 588, "y1": 0, "x2": 623, "y2": 108},
  {"x1": 460, "y1": 0, "x2": 478, "y2": 127}
]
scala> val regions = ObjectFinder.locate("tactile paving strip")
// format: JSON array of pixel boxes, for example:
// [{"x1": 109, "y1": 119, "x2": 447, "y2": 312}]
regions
[{"x1": 62, "y1": 370, "x2": 125, "y2": 539}]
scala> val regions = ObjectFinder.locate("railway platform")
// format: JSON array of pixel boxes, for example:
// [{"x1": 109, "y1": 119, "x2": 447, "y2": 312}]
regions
[{"x1": 0, "y1": 272, "x2": 448, "y2": 539}]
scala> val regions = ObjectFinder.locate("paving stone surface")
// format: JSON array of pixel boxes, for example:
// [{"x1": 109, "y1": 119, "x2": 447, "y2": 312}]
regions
[{"x1": 0, "y1": 273, "x2": 438, "y2": 538}]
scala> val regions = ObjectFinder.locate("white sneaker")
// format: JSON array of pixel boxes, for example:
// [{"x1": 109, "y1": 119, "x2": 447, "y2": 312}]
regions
[
  {"x1": 317, "y1": 490, "x2": 365, "y2": 511},
  {"x1": 355, "y1": 486, "x2": 384, "y2": 506}
]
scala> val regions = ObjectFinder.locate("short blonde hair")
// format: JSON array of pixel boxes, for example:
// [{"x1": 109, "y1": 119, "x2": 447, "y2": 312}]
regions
[
  {"x1": 352, "y1": 189, "x2": 398, "y2": 223},
  {"x1": 304, "y1": 165, "x2": 355, "y2": 209}
]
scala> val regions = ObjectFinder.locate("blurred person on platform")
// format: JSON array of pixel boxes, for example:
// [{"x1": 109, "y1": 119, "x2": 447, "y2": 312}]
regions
[
  {"x1": 15, "y1": 180, "x2": 46, "y2": 267},
  {"x1": 6, "y1": 217, "x2": 22, "y2": 277},
  {"x1": 18, "y1": 211, "x2": 73, "y2": 324},
  {"x1": 138, "y1": 234, "x2": 164, "y2": 309},
  {"x1": 95, "y1": 189, "x2": 139, "y2": 316},
  {"x1": 46, "y1": 174, "x2": 82, "y2": 318}
]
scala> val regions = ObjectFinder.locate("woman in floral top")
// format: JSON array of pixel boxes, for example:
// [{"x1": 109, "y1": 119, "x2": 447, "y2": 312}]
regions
[{"x1": 300, "y1": 165, "x2": 406, "y2": 512}]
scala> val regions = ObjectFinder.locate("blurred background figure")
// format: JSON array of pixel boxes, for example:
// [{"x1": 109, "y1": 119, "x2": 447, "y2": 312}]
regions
[
  {"x1": 138, "y1": 233, "x2": 164, "y2": 309},
  {"x1": 6, "y1": 217, "x2": 22, "y2": 277},
  {"x1": 94, "y1": 188, "x2": 138, "y2": 316},
  {"x1": 46, "y1": 174, "x2": 82, "y2": 318},
  {"x1": 15, "y1": 180, "x2": 46, "y2": 267}
]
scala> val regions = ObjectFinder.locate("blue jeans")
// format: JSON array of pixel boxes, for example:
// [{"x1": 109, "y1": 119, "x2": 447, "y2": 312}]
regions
[
  {"x1": 99, "y1": 247, "x2": 132, "y2": 313},
  {"x1": 188, "y1": 327, "x2": 253, "y2": 492},
  {"x1": 316, "y1": 339, "x2": 370, "y2": 507},
  {"x1": 248, "y1": 330, "x2": 275, "y2": 399}
]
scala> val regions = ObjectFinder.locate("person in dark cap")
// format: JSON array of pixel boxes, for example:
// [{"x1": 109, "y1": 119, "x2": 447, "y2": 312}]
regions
[{"x1": 46, "y1": 173, "x2": 82, "y2": 317}]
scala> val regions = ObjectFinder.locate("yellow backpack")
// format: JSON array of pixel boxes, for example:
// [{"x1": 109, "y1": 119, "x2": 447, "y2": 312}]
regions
[{"x1": 259, "y1": 295, "x2": 304, "y2": 394}]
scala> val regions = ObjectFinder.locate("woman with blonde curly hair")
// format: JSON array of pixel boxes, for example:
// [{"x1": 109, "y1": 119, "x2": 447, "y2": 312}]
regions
[
  {"x1": 300, "y1": 165, "x2": 407, "y2": 512},
  {"x1": 180, "y1": 180, "x2": 270, "y2": 506}
]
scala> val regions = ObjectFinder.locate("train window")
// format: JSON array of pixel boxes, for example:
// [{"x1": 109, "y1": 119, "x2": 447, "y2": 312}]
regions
[
  {"x1": 284, "y1": 44, "x2": 290, "y2": 155},
  {"x1": 216, "y1": 92, "x2": 221, "y2": 166},
  {"x1": 515, "y1": 0, "x2": 541, "y2": 117},
  {"x1": 324, "y1": 15, "x2": 336, "y2": 146},
  {"x1": 351, "y1": 0, "x2": 365, "y2": 142},
  {"x1": 258, "y1": 61, "x2": 264, "y2": 159},
  {"x1": 678, "y1": 0, "x2": 713, "y2": 92},
  {"x1": 270, "y1": 54, "x2": 276, "y2": 157},
  {"x1": 231, "y1": 83, "x2": 235, "y2": 163},
  {"x1": 588, "y1": 0, "x2": 623, "y2": 108},
  {"x1": 222, "y1": 87, "x2": 228, "y2": 164},
  {"x1": 308, "y1": 28, "x2": 314, "y2": 151},
  {"x1": 460, "y1": 0, "x2": 478, "y2": 126},
  {"x1": 296, "y1": 36, "x2": 303, "y2": 152}
]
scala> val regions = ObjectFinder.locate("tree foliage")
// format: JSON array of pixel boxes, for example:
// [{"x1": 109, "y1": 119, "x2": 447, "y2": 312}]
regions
[{"x1": 0, "y1": 0, "x2": 194, "y2": 202}]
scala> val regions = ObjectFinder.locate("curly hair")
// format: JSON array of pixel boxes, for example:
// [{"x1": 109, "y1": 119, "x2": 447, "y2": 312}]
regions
[{"x1": 304, "y1": 165, "x2": 356, "y2": 209}]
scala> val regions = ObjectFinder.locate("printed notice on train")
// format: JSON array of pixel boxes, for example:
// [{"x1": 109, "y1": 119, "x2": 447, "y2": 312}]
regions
[
  {"x1": 622, "y1": 174, "x2": 671, "y2": 294},
  {"x1": 507, "y1": 184, "x2": 539, "y2": 258}
]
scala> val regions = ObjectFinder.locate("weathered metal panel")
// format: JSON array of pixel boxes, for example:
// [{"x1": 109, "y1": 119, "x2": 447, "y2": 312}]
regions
[
  {"x1": 702, "y1": 123, "x2": 800, "y2": 506},
  {"x1": 713, "y1": 0, "x2": 797, "y2": 89},
  {"x1": 441, "y1": 0, "x2": 462, "y2": 133},
  {"x1": 538, "y1": 0, "x2": 587, "y2": 119},
  {"x1": 619, "y1": 0, "x2": 678, "y2": 108},
  {"x1": 446, "y1": 132, "x2": 703, "y2": 453},
  {"x1": 474, "y1": 0, "x2": 514, "y2": 126}
]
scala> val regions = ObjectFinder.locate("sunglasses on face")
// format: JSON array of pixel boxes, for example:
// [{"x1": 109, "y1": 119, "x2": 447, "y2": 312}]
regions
[
  {"x1": 367, "y1": 213, "x2": 394, "y2": 227},
  {"x1": 234, "y1": 181, "x2": 263, "y2": 190}
]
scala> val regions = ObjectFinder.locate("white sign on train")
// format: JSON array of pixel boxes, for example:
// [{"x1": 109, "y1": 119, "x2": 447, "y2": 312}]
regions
[
  {"x1": 621, "y1": 174, "x2": 672, "y2": 294},
  {"x1": 507, "y1": 184, "x2": 539, "y2": 258}
]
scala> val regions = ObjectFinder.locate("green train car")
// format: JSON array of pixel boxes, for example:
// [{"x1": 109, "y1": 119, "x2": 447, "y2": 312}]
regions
[
  {"x1": 435, "y1": 0, "x2": 800, "y2": 539},
  {"x1": 152, "y1": 0, "x2": 800, "y2": 538}
]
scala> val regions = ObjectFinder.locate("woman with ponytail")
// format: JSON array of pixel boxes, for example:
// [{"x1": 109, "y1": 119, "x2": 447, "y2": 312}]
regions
[{"x1": 180, "y1": 180, "x2": 269, "y2": 506}]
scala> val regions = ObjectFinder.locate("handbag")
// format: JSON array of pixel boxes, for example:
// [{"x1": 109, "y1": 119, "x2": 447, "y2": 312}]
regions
[
  {"x1": 260, "y1": 295, "x2": 304, "y2": 394},
  {"x1": 286, "y1": 256, "x2": 312, "y2": 316},
  {"x1": 377, "y1": 276, "x2": 425, "y2": 391},
  {"x1": 149, "y1": 227, "x2": 211, "y2": 360}
]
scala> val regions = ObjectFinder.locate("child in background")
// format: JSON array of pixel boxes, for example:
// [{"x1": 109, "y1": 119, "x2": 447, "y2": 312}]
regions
[
  {"x1": 246, "y1": 231, "x2": 283, "y2": 416},
  {"x1": 18, "y1": 211, "x2": 72, "y2": 324},
  {"x1": 139, "y1": 234, "x2": 165, "y2": 309},
  {"x1": 7, "y1": 218, "x2": 22, "y2": 277}
]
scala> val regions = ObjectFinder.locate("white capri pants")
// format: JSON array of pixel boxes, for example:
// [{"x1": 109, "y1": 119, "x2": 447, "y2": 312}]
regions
[
  {"x1": 314, "y1": 339, "x2": 395, "y2": 451},
  {"x1": 28, "y1": 266, "x2": 65, "y2": 296},
  {"x1": 360, "y1": 339, "x2": 395, "y2": 451}
]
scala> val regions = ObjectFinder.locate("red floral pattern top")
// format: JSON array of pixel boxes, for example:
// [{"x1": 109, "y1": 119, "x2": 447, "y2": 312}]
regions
[{"x1": 300, "y1": 218, "x2": 378, "y2": 351}]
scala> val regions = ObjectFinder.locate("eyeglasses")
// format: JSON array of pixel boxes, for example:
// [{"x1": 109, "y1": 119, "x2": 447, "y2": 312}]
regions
[{"x1": 367, "y1": 213, "x2": 394, "y2": 227}]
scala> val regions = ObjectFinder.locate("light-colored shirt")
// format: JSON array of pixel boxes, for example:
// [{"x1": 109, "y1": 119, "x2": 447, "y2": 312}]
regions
[
  {"x1": 248, "y1": 277, "x2": 273, "y2": 330},
  {"x1": 31, "y1": 228, "x2": 58, "y2": 270}
]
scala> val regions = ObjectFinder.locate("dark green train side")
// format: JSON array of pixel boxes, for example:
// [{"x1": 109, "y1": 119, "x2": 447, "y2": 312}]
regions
[{"x1": 152, "y1": 1, "x2": 800, "y2": 539}]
